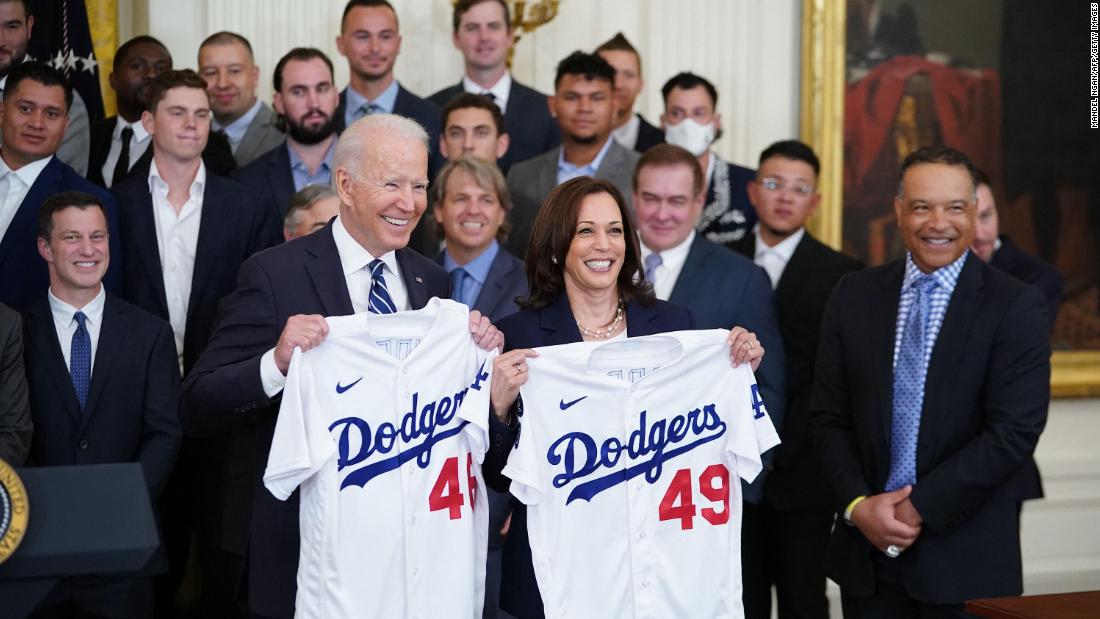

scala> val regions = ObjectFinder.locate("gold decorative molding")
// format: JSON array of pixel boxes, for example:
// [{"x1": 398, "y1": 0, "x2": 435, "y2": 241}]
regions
[{"x1": 1051, "y1": 351, "x2": 1100, "y2": 398}]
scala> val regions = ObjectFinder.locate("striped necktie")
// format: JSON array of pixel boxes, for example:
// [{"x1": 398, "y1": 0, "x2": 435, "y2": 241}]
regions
[{"x1": 368, "y1": 259, "x2": 397, "y2": 314}]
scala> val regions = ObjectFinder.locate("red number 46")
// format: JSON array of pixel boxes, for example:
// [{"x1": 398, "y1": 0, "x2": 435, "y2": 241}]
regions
[
  {"x1": 428, "y1": 453, "x2": 478, "y2": 520},
  {"x1": 658, "y1": 464, "x2": 730, "y2": 530}
]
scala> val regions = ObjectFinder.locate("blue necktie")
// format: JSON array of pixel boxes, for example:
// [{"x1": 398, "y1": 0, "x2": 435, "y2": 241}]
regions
[
  {"x1": 368, "y1": 259, "x2": 397, "y2": 314},
  {"x1": 71, "y1": 311, "x2": 91, "y2": 411},
  {"x1": 887, "y1": 275, "x2": 937, "y2": 491},
  {"x1": 450, "y1": 267, "x2": 469, "y2": 306},
  {"x1": 644, "y1": 253, "x2": 663, "y2": 284},
  {"x1": 357, "y1": 103, "x2": 384, "y2": 120}
]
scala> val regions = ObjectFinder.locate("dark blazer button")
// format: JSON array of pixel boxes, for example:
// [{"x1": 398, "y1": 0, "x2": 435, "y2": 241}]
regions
[{"x1": 78, "y1": 439, "x2": 89, "y2": 450}]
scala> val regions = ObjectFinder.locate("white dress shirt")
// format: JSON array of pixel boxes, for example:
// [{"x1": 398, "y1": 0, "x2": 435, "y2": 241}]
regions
[
  {"x1": 640, "y1": 231, "x2": 696, "y2": 301},
  {"x1": 611, "y1": 113, "x2": 641, "y2": 150},
  {"x1": 149, "y1": 159, "x2": 206, "y2": 373},
  {"x1": 753, "y1": 226, "x2": 805, "y2": 289},
  {"x1": 259, "y1": 215, "x2": 411, "y2": 396},
  {"x1": 462, "y1": 71, "x2": 511, "y2": 113},
  {"x1": 48, "y1": 285, "x2": 106, "y2": 374},
  {"x1": 0, "y1": 154, "x2": 52, "y2": 240},
  {"x1": 101, "y1": 118, "x2": 151, "y2": 188}
]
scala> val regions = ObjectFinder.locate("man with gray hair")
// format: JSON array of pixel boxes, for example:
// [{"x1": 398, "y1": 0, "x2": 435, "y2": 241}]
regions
[
  {"x1": 182, "y1": 113, "x2": 505, "y2": 619},
  {"x1": 283, "y1": 184, "x2": 340, "y2": 241}
]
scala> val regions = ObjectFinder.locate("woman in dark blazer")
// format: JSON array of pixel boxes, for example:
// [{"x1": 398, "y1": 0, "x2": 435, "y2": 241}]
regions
[{"x1": 482, "y1": 176, "x2": 766, "y2": 618}]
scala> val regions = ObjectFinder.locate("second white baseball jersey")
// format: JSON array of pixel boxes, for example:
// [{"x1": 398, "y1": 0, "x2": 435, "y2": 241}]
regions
[
  {"x1": 503, "y1": 329, "x2": 780, "y2": 619},
  {"x1": 264, "y1": 298, "x2": 496, "y2": 619}
]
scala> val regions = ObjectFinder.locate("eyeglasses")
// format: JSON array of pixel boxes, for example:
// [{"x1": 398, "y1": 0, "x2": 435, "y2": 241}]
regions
[{"x1": 759, "y1": 177, "x2": 814, "y2": 196}]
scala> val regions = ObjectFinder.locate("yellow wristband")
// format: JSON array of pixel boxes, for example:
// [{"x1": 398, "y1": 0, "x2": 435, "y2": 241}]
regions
[{"x1": 844, "y1": 495, "x2": 867, "y2": 525}]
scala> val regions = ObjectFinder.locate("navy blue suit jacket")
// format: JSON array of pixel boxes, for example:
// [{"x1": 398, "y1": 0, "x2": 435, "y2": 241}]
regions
[
  {"x1": 434, "y1": 247, "x2": 527, "y2": 323},
  {"x1": 668, "y1": 234, "x2": 786, "y2": 504},
  {"x1": 429, "y1": 79, "x2": 560, "y2": 174},
  {"x1": 0, "y1": 157, "x2": 121, "y2": 310},
  {"x1": 485, "y1": 295, "x2": 694, "y2": 619},
  {"x1": 812, "y1": 254, "x2": 1049, "y2": 603},
  {"x1": 181, "y1": 223, "x2": 451, "y2": 618},
  {"x1": 991, "y1": 234, "x2": 1063, "y2": 332},
  {"x1": 233, "y1": 139, "x2": 296, "y2": 218},
  {"x1": 113, "y1": 171, "x2": 283, "y2": 375},
  {"x1": 22, "y1": 293, "x2": 181, "y2": 497}
]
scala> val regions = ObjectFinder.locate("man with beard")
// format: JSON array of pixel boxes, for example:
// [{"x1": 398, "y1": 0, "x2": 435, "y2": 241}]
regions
[
  {"x1": 0, "y1": 0, "x2": 91, "y2": 175},
  {"x1": 89, "y1": 35, "x2": 237, "y2": 188},
  {"x1": 504, "y1": 51, "x2": 639, "y2": 256},
  {"x1": 236, "y1": 48, "x2": 340, "y2": 220}
]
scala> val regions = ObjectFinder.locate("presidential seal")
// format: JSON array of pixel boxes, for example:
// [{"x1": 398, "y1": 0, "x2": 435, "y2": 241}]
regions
[{"x1": 0, "y1": 458, "x2": 28, "y2": 565}]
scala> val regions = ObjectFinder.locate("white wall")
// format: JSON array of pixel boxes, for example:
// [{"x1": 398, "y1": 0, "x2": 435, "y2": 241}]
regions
[{"x1": 141, "y1": 0, "x2": 801, "y2": 168}]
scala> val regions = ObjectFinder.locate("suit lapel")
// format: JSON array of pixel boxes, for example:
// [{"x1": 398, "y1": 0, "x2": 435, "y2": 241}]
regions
[
  {"x1": 187, "y1": 179, "x2": 226, "y2": 323},
  {"x1": 774, "y1": 233, "x2": 819, "y2": 303},
  {"x1": 624, "y1": 300, "x2": 662, "y2": 336},
  {"x1": 0, "y1": 158, "x2": 62, "y2": 264},
  {"x1": 304, "y1": 225, "x2": 355, "y2": 316},
  {"x1": 537, "y1": 149, "x2": 559, "y2": 203},
  {"x1": 594, "y1": 141, "x2": 625, "y2": 182},
  {"x1": 124, "y1": 182, "x2": 171, "y2": 317},
  {"x1": 82, "y1": 295, "x2": 126, "y2": 428},
  {"x1": 668, "y1": 235, "x2": 710, "y2": 306},
  {"x1": 872, "y1": 262, "x2": 904, "y2": 470},
  {"x1": 541, "y1": 295, "x2": 582, "y2": 345},
  {"x1": 236, "y1": 104, "x2": 268, "y2": 163},
  {"x1": 270, "y1": 144, "x2": 295, "y2": 213},
  {"x1": 27, "y1": 300, "x2": 83, "y2": 422},
  {"x1": 396, "y1": 248, "x2": 430, "y2": 310},
  {"x1": 473, "y1": 250, "x2": 512, "y2": 316}
]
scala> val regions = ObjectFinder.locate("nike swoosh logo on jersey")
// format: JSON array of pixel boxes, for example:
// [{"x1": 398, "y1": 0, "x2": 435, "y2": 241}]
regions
[
  {"x1": 559, "y1": 396, "x2": 587, "y2": 410},
  {"x1": 335, "y1": 377, "x2": 363, "y2": 394}
]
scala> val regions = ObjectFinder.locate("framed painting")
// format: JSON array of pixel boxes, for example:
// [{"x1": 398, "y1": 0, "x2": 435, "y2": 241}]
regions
[{"x1": 800, "y1": 0, "x2": 1100, "y2": 397}]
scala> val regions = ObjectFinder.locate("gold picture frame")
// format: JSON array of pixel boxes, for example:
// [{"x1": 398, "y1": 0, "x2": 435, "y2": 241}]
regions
[{"x1": 798, "y1": 0, "x2": 1100, "y2": 398}]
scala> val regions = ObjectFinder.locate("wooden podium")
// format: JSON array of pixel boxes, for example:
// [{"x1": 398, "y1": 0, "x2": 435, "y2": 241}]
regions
[{"x1": 966, "y1": 590, "x2": 1100, "y2": 618}]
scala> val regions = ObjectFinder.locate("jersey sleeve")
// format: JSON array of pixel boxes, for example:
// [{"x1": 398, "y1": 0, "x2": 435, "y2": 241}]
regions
[
  {"x1": 723, "y1": 365, "x2": 781, "y2": 484},
  {"x1": 503, "y1": 390, "x2": 545, "y2": 506},
  {"x1": 263, "y1": 347, "x2": 337, "y2": 500},
  {"x1": 458, "y1": 345, "x2": 498, "y2": 462}
]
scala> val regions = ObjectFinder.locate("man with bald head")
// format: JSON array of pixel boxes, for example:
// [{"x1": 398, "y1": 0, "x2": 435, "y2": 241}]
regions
[{"x1": 182, "y1": 114, "x2": 504, "y2": 618}]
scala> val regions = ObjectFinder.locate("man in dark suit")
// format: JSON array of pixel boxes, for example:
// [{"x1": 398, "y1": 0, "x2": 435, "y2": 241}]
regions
[
  {"x1": 661, "y1": 72, "x2": 757, "y2": 245},
  {"x1": 22, "y1": 191, "x2": 180, "y2": 618},
  {"x1": 596, "y1": 32, "x2": 663, "y2": 153},
  {"x1": 333, "y1": 1, "x2": 440, "y2": 151},
  {"x1": 971, "y1": 170, "x2": 1063, "y2": 332},
  {"x1": 0, "y1": 302, "x2": 31, "y2": 465},
  {"x1": 0, "y1": 62, "x2": 120, "y2": 311},
  {"x1": 235, "y1": 47, "x2": 340, "y2": 220},
  {"x1": 198, "y1": 32, "x2": 285, "y2": 167},
  {"x1": 632, "y1": 143, "x2": 785, "y2": 500},
  {"x1": 181, "y1": 114, "x2": 503, "y2": 619},
  {"x1": 111, "y1": 68, "x2": 281, "y2": 616},
  {"x1": 505, "y1": 52, "x2": 640, "y2": 257},
  {"x1": 89, "y1": 35, "x2": 236, "y2": 189},
  {"x1": 812, "y1": 145, "x2": 1050, "y2": 617},
  {"x1": 730, "y1": 140, "x2": 863, "y2": 619},
  {"x1": 428, "y1": 0, "x2": 559, "y2": 174}
]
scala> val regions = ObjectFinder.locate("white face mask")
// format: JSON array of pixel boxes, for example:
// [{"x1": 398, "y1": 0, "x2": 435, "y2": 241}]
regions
[{"x1": 664, "y1": 118, "x2": 716, "y2": 156}]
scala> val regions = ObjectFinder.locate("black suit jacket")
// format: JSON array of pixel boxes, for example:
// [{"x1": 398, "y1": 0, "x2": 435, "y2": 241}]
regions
[
  {"x1": 633, "y1": 113, "x2": 665, "y2": 152},
  {"x1": 113, "y1": 170, "x2": 283, "y2": 375},
  {"x1": 233, "y1": 139, "x2": 296, "y2": 218},
  {"x1": 429, "y1": 78, "x2": 560, "y2": 174},
  {"x1": 811, "y1": 253, "x2": 1049, "y2": 603},
  {"x1": 0, "y1": 302, "x2": 31, "y2": 465},
  {"x1": 88, "y1": 116, "x2": 238, "y2": 188},
  {"x1": 22, "y1": 293, "x2": 181, "y2": 497},
  {"x1": 0, "y1": 157, "x2": 122, "y2": 310},
  {"x1": 434, "y1": 247, "x2": 527, "y2": 323},
  {"x1": 180, "y1": 224, "x2": 451, "y2": 618},
  {"x1": 732, "y1": 232, "x2": 863, "y2": 509},
  {"x1": 669, "y1": 234, "x2": 786, "y2": 504},
  {"x1": 991, "y1": 234, "x2": 1063, "y2": 332},
  {"x1": 485, "y1": 295, "x2": 694, "y2": 619}
]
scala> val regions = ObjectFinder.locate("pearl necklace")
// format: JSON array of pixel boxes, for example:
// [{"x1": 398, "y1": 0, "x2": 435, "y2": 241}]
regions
[{"x1": 576, "y1": 301, "x2": 624, "y2": 339}]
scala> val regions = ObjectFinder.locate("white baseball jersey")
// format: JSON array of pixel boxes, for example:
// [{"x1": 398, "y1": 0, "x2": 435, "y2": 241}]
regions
[
  {"x1": 264, "y1": 298, "x2": 496, "y2": 619},
  {"x1": 502, "y1": 330, "x2": 780, "y2": 619}
]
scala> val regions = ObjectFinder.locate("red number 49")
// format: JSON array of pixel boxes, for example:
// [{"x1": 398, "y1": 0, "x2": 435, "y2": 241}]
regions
[
  {"x1": 427, "y1": 454, "x2": 478, "y2": 520},
  {"x1": 658, "y1": 464, "x2": 730, "y2": 530}
]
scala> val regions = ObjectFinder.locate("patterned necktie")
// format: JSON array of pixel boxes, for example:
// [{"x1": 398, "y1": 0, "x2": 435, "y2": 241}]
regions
[
  {"x1": 644, "y1": 252, "x2": 663, "y2": 284},
  {"x1": 71, "y1": 311, "x2": 91, "y2": 411},
  {"x1": 112, "y1": 126, "x2": 134, "y2": 187},
  {"x1": 367, "y1": 259, "x2": 397, "y2": 314},
  {"x1": 451, "y1": 267, "x2": 469, "y2": 306},
  {"x1": 887, "y1": 275, "x2": 937, "y2": 491},
  {"x1": 357, "y1": 103, "x2": 385, "y2": 120}
]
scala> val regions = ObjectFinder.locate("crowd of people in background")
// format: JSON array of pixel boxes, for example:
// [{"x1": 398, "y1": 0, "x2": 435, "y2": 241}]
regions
[{"x1": 0, "y1": 0, "x2": 1060, "y2": 618}]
